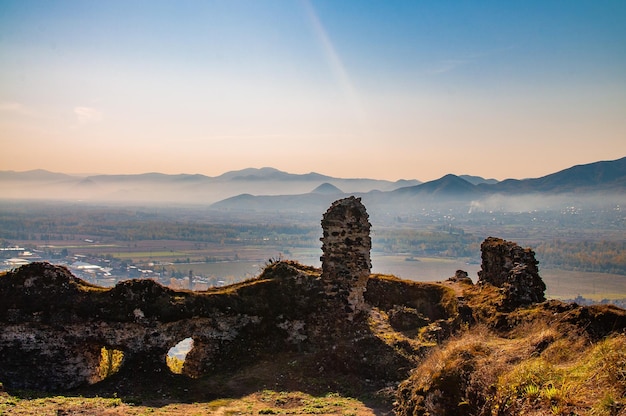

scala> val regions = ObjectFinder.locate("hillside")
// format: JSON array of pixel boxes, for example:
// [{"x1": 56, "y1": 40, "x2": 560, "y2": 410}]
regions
[
  {"x1": 486, "y1": 156, "x2": 626, "y2": 193},
  {"x1": 1, "y1": 258, "x2": 624, "y2": 415},
  {"x1": 392, "y1": 173, "x2": 480, "y2": 197}
]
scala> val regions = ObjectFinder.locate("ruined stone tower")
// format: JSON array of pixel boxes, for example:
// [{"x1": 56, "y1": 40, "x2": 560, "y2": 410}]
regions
[
  {"x1": 478, "y1": 237, "x2": 546, "y2": 308},
  {"x1": 320, "y1": 196, "x2": 372, "y2": 316}
]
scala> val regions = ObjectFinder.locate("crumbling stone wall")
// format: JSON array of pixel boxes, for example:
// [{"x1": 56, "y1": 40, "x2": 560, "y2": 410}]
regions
[
  {"x1": 0, "y1": 261, "x2": 321, "y2": 390},
  {"x1": 320, "y1": 196, "x2": 372, "y2": 316},
  {"x1": 477, "y1": 236, "x2": 546, "y2": 308}
]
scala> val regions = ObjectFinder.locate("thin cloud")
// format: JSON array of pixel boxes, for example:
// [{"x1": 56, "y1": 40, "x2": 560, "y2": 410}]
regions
[
  {"x1": 74, "y1": 106, "x2": 103, "y2": 124},
  {"x1": 0, "y1": 101, "x2": 33, "y2": 116}
]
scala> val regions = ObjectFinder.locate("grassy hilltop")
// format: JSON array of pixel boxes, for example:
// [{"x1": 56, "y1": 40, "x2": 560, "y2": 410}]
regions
[{"x1": 1, "y1": 258, "x2": 625, "y2": 415}]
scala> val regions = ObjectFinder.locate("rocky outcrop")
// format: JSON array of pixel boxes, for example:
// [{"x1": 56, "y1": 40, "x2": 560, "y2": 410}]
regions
[
  {"x1": 447, "y1": 269, "x2": 473, "y2": 284},
  {"x1": 477, "y1": 237, "x2": 546, "y2": 309}
]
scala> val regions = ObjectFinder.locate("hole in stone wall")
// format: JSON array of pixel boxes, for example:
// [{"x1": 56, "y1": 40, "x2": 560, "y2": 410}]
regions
[
  {"x1": 98, "y1": 346, "x2": 124, "y2": 380},
  {"x1": 167, "y1": 337, "x2": 194, "y2": 374}
]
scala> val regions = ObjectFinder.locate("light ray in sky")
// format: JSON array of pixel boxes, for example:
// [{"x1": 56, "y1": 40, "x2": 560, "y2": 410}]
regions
[{"x1": 301, "y1": 0, "x2": 365, "y2": 124}]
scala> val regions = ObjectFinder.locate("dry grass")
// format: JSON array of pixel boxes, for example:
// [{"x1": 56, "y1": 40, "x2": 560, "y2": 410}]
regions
[
  {"x1": 495, "y1": 333, "x2": 626, "y2": 415},
  {"x1": 397, "y1": 303, "x2": 626, "y2": 416},
  {"x1": 0, "y1": 390, "x2": 383, "y2": 415}
]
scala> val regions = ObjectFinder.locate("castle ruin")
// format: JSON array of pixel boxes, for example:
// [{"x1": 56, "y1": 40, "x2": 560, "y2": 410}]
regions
[{"x1": 320, "y1": 196, "x2": 372, "y2": 316}]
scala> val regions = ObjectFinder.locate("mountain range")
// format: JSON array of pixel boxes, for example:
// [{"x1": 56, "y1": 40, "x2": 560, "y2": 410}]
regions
[
  {"x1": 0, "y1": 166, "x2": 420, "y2": 204},
  {"x1": 1, "y1": 157, "x2": 625, "y2": 213},
  {"x1": 210, "y1": 157, "x2": 626, "y2": 214}
]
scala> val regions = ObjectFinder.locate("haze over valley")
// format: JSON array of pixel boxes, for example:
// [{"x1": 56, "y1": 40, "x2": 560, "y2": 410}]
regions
[
  {"x1": 2, "y1": 156, "x2": 625, "y2": 305},
  {"x1": 3, "y1": 156, "x2": 625, "y2": 210}
]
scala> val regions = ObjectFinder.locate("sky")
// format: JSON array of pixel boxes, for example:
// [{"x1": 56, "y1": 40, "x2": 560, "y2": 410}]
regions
[{"x1": 1, "y1": 1, "x2": 625, "y2": 182}]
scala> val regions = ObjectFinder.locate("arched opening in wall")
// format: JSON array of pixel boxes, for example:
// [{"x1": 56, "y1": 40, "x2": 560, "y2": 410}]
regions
[
  {"x1": 167, "y1": 337, "x2": 194, "y2": 374},
  {"x1": 98, "y1": 346, "x2": 124, "y2": 380}
]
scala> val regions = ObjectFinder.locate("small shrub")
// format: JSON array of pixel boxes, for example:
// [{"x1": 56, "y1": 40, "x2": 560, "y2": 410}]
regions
[
  {"x1": 542, "y1": 385, "x2": 564, "y2": 405},
  {"x1": 498, "y1": 357, "x2": 560, "y2": 399},
  {"x1": 551, "y1": 404, "x2": 564, "y2": 415},
  {"x1": 98, "y1": 347, "x2": 124, "y2": 379},
  {"x1": 523, "y1": 384, "x2": 540, "y2": 400},
  {"x1": 166, "y1": 355, "x2": 184, "y2": 374}
]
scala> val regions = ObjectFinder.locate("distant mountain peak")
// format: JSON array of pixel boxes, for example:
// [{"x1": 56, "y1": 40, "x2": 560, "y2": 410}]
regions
[
  {"x1": 459, "y1": 175, "x2": 498, "y2": 185},
  {"x1": 0, "y1": 169, "x2": 74, "y2": 181},
  {"x1": 311, "y1": 183, "x2": 343, "y2": 194},
  {"x1": 391, "y1": 174, "x2": 477, "y2": 198},
  {"x1": 216, "y1": 167, "x2": 330, "y2": 182},
  {"x1": 429, "y1": 174, "x2": 476, "y2": 191},
  {"x1": 216, "y1": 167, "x2": 282, "y2": 180}
]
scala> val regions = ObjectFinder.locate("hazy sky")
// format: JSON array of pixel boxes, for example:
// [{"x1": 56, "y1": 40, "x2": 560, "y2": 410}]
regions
[{"x1": 1, "y1": 1, "x2": 625, "y2": 181}]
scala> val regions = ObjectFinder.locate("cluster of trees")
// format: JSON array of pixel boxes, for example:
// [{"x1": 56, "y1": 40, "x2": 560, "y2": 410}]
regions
[
  {"x1": 373, "y1": 228, "x2": 481, "y2": 259},
  {"x1": 534, "y1": 240, "x2": 626, "y2": 275}
]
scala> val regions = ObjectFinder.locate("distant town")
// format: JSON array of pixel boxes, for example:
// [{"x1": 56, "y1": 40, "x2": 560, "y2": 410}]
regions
[{"x1": 0, "y1": 244, "x2": 227, "y2": 291}]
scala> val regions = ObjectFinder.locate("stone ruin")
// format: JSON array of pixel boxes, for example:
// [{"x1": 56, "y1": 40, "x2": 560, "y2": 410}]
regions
[
  {"x1": 478, "y1": 236, "x2": 546, "y2": 308},
  {"x1": 320, "y1": 196, "x2": 371, "y2": 317},
  {"x1": 0, "y1": 196, "x2": 381, "y2": 391},
  {"x1": 0, "y1": 198, "x2": 550, "y2": 392}
]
